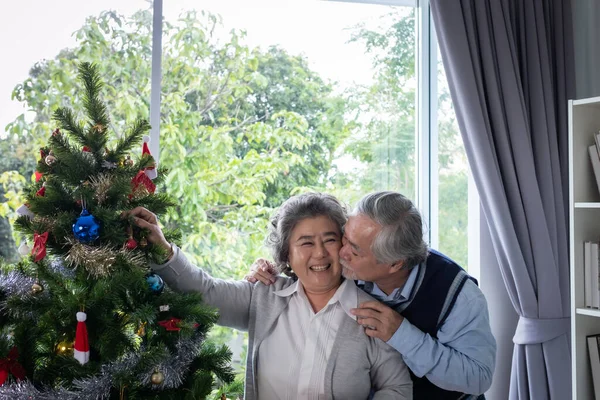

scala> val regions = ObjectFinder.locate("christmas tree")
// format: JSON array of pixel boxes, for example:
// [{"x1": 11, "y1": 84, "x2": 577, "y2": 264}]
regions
[{"x1": 0, "y1": 63, "x2": 235, "y2": 399}]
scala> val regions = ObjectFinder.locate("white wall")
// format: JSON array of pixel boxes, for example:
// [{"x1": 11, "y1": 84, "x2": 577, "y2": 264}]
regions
[
  {"x1": 573, "y1": 0, "x2": 600, "y2": 99},
  {"x1": 480, "y1": 209, "x2": 519, "y2": 400}
]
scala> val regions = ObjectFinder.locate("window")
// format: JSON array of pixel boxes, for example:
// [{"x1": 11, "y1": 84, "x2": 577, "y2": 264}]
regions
[{"x1": 1, "y1": 0, "x2": 478, "y2": 368}]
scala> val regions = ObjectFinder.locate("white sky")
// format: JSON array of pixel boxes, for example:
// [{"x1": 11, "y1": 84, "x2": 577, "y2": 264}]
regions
[{"x1": 0, "y1": 0, "x2": 406, "y2": 138}]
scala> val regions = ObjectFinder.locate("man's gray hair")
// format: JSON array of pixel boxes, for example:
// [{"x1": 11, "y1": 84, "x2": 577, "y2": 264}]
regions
[
  {"x1": 353, "y1": 191, "x2": 428, "y2": 269},
  {"x1": 266, "y1": 192, "x2": 347, "y2": 277}
]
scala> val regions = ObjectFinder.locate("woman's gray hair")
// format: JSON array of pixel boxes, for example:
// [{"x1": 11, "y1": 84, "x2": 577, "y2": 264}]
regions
[
  {"x1": 353, "y1": 191, "x2": 428, "y2": 269},
  {"x1": 266, "y1": 192, "x2": 347, "y2": 278}
]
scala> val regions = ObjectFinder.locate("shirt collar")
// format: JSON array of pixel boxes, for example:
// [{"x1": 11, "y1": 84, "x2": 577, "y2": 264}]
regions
[
  {"x1": 357, "y1": 264, "x2": 420, "y2": 303},
  {"x1": 273, "y1": 278, "x2": 358, "y2": 319}
]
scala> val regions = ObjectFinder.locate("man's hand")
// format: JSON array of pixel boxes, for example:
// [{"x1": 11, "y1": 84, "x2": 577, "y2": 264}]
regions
[
  {"x1": 244, "y1": 258, "x2": 278, "y2": 285},
  {"x1": 351, "y1": 301, "x2": 404, "y2": 342}
]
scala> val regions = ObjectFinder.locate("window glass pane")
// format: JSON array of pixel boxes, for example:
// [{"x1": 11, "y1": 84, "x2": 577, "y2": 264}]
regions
[
  {"x1": 161, "y1": 0, "x2": 417, "y2": 278},
  {"x1": 436, "y1": 47, "x2": 469, "y2": 269}
]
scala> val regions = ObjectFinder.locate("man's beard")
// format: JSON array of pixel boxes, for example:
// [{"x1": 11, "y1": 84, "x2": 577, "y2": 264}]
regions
[{"x1": 340, "y1": 259, "x2": 357, "y2": 280}]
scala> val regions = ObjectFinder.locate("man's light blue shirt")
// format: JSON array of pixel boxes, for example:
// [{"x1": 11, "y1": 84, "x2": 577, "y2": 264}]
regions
[{"x1": 358, "y1": 265, "x2": 496, "y2": 395}]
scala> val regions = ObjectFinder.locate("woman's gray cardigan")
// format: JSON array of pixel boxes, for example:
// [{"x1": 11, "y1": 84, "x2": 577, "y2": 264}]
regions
[{"x1": 152, "y1": 245, "x2": 413, "y2": 400}]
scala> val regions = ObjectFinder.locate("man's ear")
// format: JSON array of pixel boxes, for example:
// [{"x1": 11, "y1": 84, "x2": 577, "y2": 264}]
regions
[{"x1": 389, "y1": 261, "x2": 404, "y2": 273}]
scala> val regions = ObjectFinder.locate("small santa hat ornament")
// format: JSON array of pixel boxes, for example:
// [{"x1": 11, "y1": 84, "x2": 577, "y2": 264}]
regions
[
  {"x1": 74, "y1": 311, "x2": 90, "y2": 365},
  {"x1": 142, "y1": 135, "x2": 158, "y2": 180}
]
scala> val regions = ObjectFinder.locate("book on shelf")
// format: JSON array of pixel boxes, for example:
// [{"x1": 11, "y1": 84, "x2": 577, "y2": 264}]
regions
[
  {"x1": 584, "y1": 240, "x2": 600, "y2": 308},
  {"x1": 589, "y1": 144, "x2": 600, "y2": 196},
  {"x1": 589, "y1": 334, "x2": 600, "y2": 400},
  {"x1": 587, "y1": 241, "x2": 593, "y2": 308}
]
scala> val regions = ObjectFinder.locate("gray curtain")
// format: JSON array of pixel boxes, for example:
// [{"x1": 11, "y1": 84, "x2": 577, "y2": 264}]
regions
[{"x1": 430, "y1": 0, "x2": 574, "y2": 399}]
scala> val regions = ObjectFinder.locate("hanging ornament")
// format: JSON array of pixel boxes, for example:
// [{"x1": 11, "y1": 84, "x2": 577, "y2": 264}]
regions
[
  {"x1": 142, "y1": 136, "x2": 158, "y2": 180},
  {"x1": 124, "y1": 225, "x2": 137, "y2": 249},
  {"x1": 31, "y1": 282, "x2": 44, "y2": 294},
  {"x1": 39, "y1": 149, "x2": 47, "y2": 159},
  {"x1": 146, "y1": 273, "x2": 164, "y2": 294},
  {"x1": 16, "y1": 204, "x2": 34, "y2": 219},
  {"x1": 0, "y1": 347, "x2": 26, "y2": 386},
  {"x1": 123, "y1": 155, "x2": 134, "y2": 167},
  {"x1": 151, "y1": 370, "x2": 165, "y2": 385},
  {"x1": 125, "y1": 237, "x2": 138, "y2": 250},
  {"x1": 74, "y1": 311, "x2": 89, "y2": 365},
  {"x1": 32, "y1": 231, "x2": 49, "y2": 263},
  {"x1": 82, "y1": 146, "x2": 91, "y2": 153},
  {"x1": 56, "y1": 339, "x2": 74, "y2": 356},
  {"x1": 36, "y1": 185, "x2": 46, "y2": 197},
  {"x1": 136, "y1": 322, "x2": 147, "y2": 336},
  {"x1": 17, "y1": 242, "x2": 31, "y2": 256},
  {"x1": 159, "y1": 305, "x2": 170, "y2": 312},
  {"x1": 131, "y1": 170, "x2": 156, "y2": 195},
  {"x1": 45, "y1": 152, "x2": 57, "y2": 166},
  {"x1": 92, "y1": 123, "x2": 105, "y2": 134},
  {"x1": 52, "y1": 128, "x2": 61, "y2": 137},
  {"x1": 72, "y1": 209, "x2": 100, "y2": 243},
  {"x1": 158, "y1": 318, "x2": 181, "y2": 332},
  {"x1": 34, "y1": 171, "x2": 43, "y2": 182},
  {"x1": 139, "y1": 237, "x2": 148, "y2": 248}
]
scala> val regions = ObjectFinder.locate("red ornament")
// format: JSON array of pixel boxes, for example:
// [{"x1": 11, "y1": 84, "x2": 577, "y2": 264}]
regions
[
  {"x1": 125, "y1": 238, "x2": 138, "y2": 250},
  {"x1": 82, "y1": 146, "x2": 91, "y2": 152},
  {"x1": 52, "y1": 128, "x2": 60, "y2": 137},
  {"x1": 35, "y1": 171, "x2": 43, "y2": 182},
  {"x1": 158, "y1": 318, "x2": 182, "y2": 332},
  {"x1": 36, "y1": 186, "x2": 46, "y2": 197},
  {"x1": 131, "y1": 170, "x2": 156, "y2": 195},
  {"x1": 32, "y1": 231, "x2": 49, "y2": 262},
  {"x1": 39, "y1": 149, "x2": 46, "y2": 159},
  {"x1": 0, "y1": 347, "x2": 26, "y2": 386}
]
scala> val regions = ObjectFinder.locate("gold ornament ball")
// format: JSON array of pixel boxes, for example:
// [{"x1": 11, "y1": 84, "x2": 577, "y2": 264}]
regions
[
  {"x1": 31, "y1": 282, "x2": 44, "y2": 294},
  {"x1": 124, "y1": 156, "x2": 134, "y2": 167},
  {"x1": 139, "y1": 237, "x2": 148, "y2": 247},
  {"x1": 151, "y1": 371, "x2": 165, "y2": 385},
  {"x1": 56, "y1": 340, "x2": 74, "y2": 355}
]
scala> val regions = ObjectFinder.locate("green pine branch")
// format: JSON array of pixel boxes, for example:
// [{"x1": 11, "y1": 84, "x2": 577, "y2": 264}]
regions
[
  {"x1": 112, "y1": 119, "x2": 151, "y2": 160},
  {"x1": 79, "y1": 62, "x2": 110, "y2": 131},
  {"x1": 52, "y1": 108, "x2": 86, "y2": 146}
]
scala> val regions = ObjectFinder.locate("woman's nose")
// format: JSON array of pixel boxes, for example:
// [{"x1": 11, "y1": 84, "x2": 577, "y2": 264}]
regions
[{"x1": 314, "y1": 242, "x2": 328, "y2": 258}]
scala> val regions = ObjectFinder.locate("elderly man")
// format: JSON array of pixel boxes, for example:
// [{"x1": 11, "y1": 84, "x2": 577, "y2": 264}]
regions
[{"x1": 248, "y1": 191, "x2": 496, "y2": 399}]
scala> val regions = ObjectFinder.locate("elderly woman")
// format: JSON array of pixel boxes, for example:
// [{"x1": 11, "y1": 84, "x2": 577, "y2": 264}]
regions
[{"x1": 127, "y1": 193, "x2": 412, "y2": 399}]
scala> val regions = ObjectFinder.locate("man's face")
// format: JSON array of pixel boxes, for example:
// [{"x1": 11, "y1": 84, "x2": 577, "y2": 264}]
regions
[{"x1": 340, "y1": 214, "x2": 391, "y2": 282}]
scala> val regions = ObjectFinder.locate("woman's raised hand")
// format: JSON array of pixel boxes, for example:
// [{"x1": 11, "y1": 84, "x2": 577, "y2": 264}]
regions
[{"x1": 122, "y1": 207, "x2": 171, "y2": 252}]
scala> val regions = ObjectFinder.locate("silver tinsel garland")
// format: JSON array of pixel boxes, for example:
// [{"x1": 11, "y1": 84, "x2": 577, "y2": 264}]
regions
[{"x1": 0, "y1": 333, "x2": 207, "y2": 399}]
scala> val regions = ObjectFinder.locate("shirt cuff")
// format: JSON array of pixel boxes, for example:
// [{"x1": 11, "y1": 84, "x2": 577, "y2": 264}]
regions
[
  {"x1": 150, "y1": 243, "x2": 179, "y2": 271},
  {"x1": 386, "y1": 317, "x2": 426, "y2": 357}
]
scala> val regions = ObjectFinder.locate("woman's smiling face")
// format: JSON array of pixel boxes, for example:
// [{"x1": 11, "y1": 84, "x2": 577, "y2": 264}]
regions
[{"x1": 287, "y1": 215, "x2": 343, "y2": 294}]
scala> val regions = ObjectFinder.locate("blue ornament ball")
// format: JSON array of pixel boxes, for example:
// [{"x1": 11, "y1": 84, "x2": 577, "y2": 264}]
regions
[
  {"x1": 72, "y1": 209, "x2": 100, "y2": 243},
  {"x1": 146, "y1": 273, "x2": 164, "y2": 294}
]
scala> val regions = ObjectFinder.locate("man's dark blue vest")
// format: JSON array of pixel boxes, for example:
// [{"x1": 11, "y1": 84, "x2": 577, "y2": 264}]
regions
[{"x1": 397, "y1": 250, "x2": 477, "y2": 400}]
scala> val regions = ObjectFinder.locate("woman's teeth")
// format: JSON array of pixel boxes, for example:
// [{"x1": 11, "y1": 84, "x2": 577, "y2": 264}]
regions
[{"x1": 310, "y1": 264, "x2": 330, "y2": 272}]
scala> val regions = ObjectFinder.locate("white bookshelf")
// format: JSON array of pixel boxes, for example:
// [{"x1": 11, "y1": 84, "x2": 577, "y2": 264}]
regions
[{"x1": 570, "y1": 96, "x2": 600, "y2": 399}]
